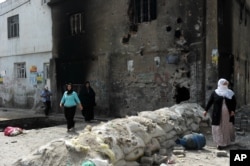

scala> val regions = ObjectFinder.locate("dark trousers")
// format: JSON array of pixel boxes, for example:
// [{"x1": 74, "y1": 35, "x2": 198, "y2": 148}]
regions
[
  {"x1": 43, "y1": 101, "x2": 51, "y2": 116},
  {"x1": 82, "y1": 105, "x2": 94, "y2": 121},
  {"x1": 64, "y1": 106, "x2": 76, "y2": 129}
]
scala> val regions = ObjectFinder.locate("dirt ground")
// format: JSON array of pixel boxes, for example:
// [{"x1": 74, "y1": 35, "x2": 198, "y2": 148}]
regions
[{"x1": 1, "y1": 117, "x2": 250, "y2": 166}]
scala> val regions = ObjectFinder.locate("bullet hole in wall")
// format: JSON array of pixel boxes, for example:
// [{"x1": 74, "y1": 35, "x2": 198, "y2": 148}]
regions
[
  {"x1": 175, "y1": 29, "x2": 182, "y2": 38},
  {"x1": 166, "y1": 26, "x2": 172, "y2": 32},
  {"x1": 177, "y1": 17, "x2": 182, "y2": 24},
  {"x1": 122, "y1": 34, "x2": 131, "y2": 44},
  {"x1": 186, "y1": 71, "x2": 191, "y2": 78},
  {"x1": 245, "y1": 14, "x2": 247, "y2": 26},
  {"x1": 140, "y1": 50, "x2": 143, "y2": 56}
]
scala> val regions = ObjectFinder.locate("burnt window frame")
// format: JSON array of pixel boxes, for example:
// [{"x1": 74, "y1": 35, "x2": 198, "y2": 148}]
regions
[
  {"x1": 69, "y1": 12, "x2": 84, "y2": 36},
  {"x1": 129, "y1": 0, "x2": 157, "y2": 24},
  {"x1": 8, "y1": 15, "x2": 19, "y2": 38}
]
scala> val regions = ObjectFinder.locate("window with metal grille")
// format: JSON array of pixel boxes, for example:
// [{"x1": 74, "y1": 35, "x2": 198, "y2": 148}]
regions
[
  {"x1": 8, "y1": 15, "x2": 19, "y2": 38},
  {"x1": 129, "y1": 0, "x2": 157, "y2": 24},
  {"x1": 70, "y1": 12, "x2": 84, "y2": 35},
  {"x1": 15, "y1": 63, "x2": 26, "y2": 78}
]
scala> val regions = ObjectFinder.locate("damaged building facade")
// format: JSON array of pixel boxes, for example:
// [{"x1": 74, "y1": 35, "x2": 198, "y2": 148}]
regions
[
  {"x1": 0, "y1": 0, "x2": 249, "y2": 117},
  {"x1": 49, "y1": 0, "x2": 206, "y2": 117}
]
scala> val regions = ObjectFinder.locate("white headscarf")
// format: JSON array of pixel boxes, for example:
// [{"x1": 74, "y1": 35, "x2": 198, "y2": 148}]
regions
[{"x1": 215, "y1": 78, "x2": 234, "y2": 99}]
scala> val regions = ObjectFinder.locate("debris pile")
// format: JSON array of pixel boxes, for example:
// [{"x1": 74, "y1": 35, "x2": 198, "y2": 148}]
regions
[{"x1": 14, "y1": 103, "x2": 209, "y2": 166}]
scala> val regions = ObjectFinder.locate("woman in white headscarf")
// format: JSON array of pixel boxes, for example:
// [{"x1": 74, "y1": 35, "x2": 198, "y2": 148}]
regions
[{"x1": 204, "y1": 78, "x2": 236, "y2": 150}]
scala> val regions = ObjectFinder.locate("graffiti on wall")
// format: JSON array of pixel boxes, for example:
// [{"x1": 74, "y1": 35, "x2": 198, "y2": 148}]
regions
[{"x1": 0, "y1": 66, "x2": 45, "y2": 108}]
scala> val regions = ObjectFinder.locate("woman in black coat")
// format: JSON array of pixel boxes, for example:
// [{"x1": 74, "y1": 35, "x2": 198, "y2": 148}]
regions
[
  {"x1": 204, "y1": 78, "x2": 236, "y2": 150},
  {"x1": 79, "y1": 81, "x2": 96, "y2": 122}
]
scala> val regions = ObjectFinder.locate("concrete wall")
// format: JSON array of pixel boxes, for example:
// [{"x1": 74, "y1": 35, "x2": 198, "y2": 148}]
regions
[
  {"x1": 0, "y1": 0, "x2": 52, "y2": 109},
  {"x1": 232, "y1": 0, "x2": 250, "y2": 107},
  {"x1": 204, "y1": 0, "x2": 218, "y2": 104},
  {"x1": 50, "y1": 0, "x2": 206, "y2": 117}
]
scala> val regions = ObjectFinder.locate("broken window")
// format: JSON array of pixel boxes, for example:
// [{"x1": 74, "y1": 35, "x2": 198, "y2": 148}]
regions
[
  {"x1": 128, "y1": 0, "x2": 157, "y2": 24},
  {"x1": 8, "y1": 15, "x2": 19, "y2": 38},
  {"x1": 15, "y1": 63, "x2": 26, "y2": 78},
  {"x1": 70, "y1": 12, "x2": 84, "y2": 36}
]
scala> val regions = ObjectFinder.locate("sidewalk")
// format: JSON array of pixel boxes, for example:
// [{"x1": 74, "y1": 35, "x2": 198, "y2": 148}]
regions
[
  {"x1": 0, "y1": 107, "x2": 112, "y2": 131},
  {"x1": 0, "y1": 107, "x2": 44, "y2": 121}
]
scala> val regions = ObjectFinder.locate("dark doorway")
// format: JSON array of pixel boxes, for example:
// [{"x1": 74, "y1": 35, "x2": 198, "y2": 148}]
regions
[
  {"x1": 174, "y1": 86, "x2": 190, "y2": 104},
  {"x1": 218, "y1": 52, "x2": 234, "y2": 84}
]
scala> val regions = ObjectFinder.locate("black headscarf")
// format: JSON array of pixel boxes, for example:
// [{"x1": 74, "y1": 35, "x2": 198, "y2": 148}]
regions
[{"x1": 66, "y1": 83, "x2": 73, "y2": 95}]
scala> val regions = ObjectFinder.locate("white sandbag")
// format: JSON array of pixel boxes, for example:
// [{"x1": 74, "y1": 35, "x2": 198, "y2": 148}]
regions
[
  {"x1": 160, "y1": 139, "x2": 176, "y2": 149},
  {"x1": 91, "y1": 124, "x2": 125, "y2": 163},
  {"x1": 155, "y1": 135, "x2": 168, "y2": 144},
  {"x1": 124, "y1": 147, "x2": 144, "y2": 161},
  {"x1": 149, "y1": 124, "x2": 166, "y2": 138},
  {"x1": 98, "y1": 119, "x2": 145, "y2": 156},
  {"x1": 158, "y1": 120, "x2": 175, "y2": 133},
  {"x1": 128, "y1": 116, "x2": 166, "y2": 138},
  {"x1": 124, "y1": 118, "x2": 152, "y2": 144},
  {"x1": 114, "y1": 160, "x2": 140, "y2": 166},
  {"x1": 165, "y1": 130, "x2": 177, "y2": 140},
  {"x1": 155, "y1": 108, "x2": 182, "y2": 120},
  {"x1": 125, "y1": 161, "x2": 140, "y2": 166},
  {"x1": 114, "y1": 159, "x2": 127, "y2": 166},
  {"x1": 174, "y1": 125, "x2": 188, "y2": 135},
  {"x1": 117, "y1": 135, "x2": 145, "y2": 156},
  {"x1": 65, "y1": 132, "x2": 115, "y2": 163},
  {"x1": 193, "y1": 116, "x2": 202, "y2": 124},
  {"x1": 173, "y1": 105, "x2": 194, "y2": 118},
  {"x1": 128, "y1": 116, "x2": 156, "y2": 133},
  {"x1": 138, "y1": 111, "x2": 168, "y2": 124},
  {"x1": 145, "y1": 138, "x2": 161, "y2": 153},
  {"x1": 186, "y1": 118, "x2": 194, "y2": 126},
  {"x1": 190, "y1": 123, "x2": 199, "y2": 132}
]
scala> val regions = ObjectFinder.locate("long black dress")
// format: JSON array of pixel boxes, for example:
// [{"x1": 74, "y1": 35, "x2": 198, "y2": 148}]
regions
[{"x1": 79, "y1": 86, "x2": 96, "y2": 121}]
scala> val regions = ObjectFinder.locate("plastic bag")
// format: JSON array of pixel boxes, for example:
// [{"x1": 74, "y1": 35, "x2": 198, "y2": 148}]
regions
[{"x1": 4, "y1": 126, "x2": 23, "y2": 136}]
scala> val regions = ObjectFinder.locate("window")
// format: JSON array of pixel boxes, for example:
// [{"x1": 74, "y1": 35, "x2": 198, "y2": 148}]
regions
[
  {"x1": 70, "y1": 12, "x2": 84, "y2": 35},
  {"x1": 8, "y1": 15, "x2": 19, "y2": 38},
  {"x1": 128, "y1": 0, "x2": 157, "y2": 24},
  {"x1": 44, "y1": 63, "x2": 50, "y2": 79},
  {"x1": 15, "y1": 63, "x2": 26, "y2": 78}
]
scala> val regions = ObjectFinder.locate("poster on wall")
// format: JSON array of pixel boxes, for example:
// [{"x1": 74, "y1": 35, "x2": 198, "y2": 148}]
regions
[
  {"x1": 211, "y1": 49, "x2": 219, "y2": 66},
  {"x1": 36, "y1": 72, "x2": 43, "y2": 84},
  {"x1": 30, "y1": 65, "x2": 37, "y2": 73},
  {"x1": 29, "y1": 73, "x2": 37, "y2": 86},
  {"x1": 0, "y1": 70, "x2": 6, "y2": 84},
  {"x1": 29, "y1": 66, "x2": 43, "y2": 84}
]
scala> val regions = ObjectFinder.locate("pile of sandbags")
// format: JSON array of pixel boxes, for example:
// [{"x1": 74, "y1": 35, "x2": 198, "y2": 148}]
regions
[{"x1": 14, "y1": 103, "x2": 209, "y2": 166}]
